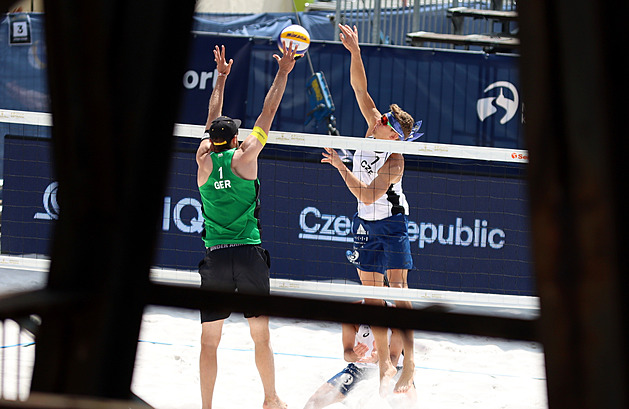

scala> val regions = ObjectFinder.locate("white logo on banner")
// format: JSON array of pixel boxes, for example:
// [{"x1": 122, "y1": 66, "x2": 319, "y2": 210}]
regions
[
  {"x1": 33, "y1": 184, "x2": 203, "y2": 234},
  {"x1": 418, "y1": 218, "x2": 505, "y2": 249},
  {"x1": 182, "y1": 69, "x2": 215, "y2": 90},
  {"x1": 477, "y1": 81, "x2": 519, "y2": 124},
  {"x1": 34, "y1": 182, "x2": 59, "y2": 220},
  {"x1": 298, "y1": 206, "x2": 353, "y2": 242},
  {"x1": 298, "y1": 206, "x2": 506, "y2": 250},
  {"x1": 163, "y1": 196, "x2": 204, "y2": 233}
]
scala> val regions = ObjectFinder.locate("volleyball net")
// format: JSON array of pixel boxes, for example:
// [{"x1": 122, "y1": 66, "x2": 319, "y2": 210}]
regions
[{"x1": 0, "y1": 109, "x2": 537, "y2": 314}]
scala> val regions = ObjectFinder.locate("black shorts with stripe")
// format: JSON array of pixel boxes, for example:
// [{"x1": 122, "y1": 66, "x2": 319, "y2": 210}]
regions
[{"x1": 198, "y1": 244, "x2": 271, "y2": 322}]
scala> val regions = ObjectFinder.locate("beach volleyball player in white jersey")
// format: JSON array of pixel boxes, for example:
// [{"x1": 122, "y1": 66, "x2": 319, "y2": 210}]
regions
[
  {"x1": 321, "y1": 24, "x2": 423, "y2": 396},
  {"x1": 302, "y1": 324, "x2": 404, "y2": 409},
  {"x1": 303, "y1": 302, "x2": 417, "y2": 409}
]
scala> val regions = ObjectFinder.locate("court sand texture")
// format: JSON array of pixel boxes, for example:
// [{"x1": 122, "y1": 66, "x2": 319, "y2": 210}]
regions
[{"x1": 0, "y1": 264, "x2": 547, "y2": 409}]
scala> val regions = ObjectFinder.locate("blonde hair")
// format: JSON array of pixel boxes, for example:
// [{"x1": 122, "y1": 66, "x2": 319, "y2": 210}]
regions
[{"x1": 390, "y1": 104, "x2": 414, "y2": 140}]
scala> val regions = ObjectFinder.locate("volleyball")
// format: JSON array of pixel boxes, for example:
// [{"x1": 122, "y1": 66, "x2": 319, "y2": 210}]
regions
[{"x1": 277, "y1": 24, "x2": 310, "y2": 57}]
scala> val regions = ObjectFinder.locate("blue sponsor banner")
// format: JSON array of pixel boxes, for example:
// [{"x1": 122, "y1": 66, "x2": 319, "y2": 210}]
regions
[
  {"x1": 0, "y1": 15, "x2": 522, "y2": 180},
  {"x1": 2, "y1": 136, "x2": 533, "y2": 296},
  {"x1": 153, "y1": 138, "x2": 205, "y2": 269},
  {"x1": 177, "y1": 33, "x2": 252, "y2": 126},
  {"x1": 258, "y1": 148, "x2": 532, "y2": 295},
  {"x1": 0, "y1": 14, "x2": 49, "y2": 112},
  {"x1": 242, "y1": 40, "x2": 523, "y2": 148},
  {"x1": 0, "y1": 15, "x2": 522, "y2": 148},
  {"x1": 1, "y1": 136, "x2": 56, "y2": 256}
]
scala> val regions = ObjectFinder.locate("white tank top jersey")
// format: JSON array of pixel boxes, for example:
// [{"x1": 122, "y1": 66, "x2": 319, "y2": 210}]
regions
[
  {"x1": 354, "y1": 324, "x2": 379, "y2": 369},
  {"x1": 352, "y1": 145, "x2": 409, "y2": 221},
  {"x1": 354, "y1": 323, "x2": 403, "y2": 368}
]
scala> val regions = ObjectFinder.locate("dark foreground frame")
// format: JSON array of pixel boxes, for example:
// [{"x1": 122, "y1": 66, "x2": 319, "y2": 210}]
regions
[{"x1": 0, "y1": 1, "x2": 628, "y2": 408}]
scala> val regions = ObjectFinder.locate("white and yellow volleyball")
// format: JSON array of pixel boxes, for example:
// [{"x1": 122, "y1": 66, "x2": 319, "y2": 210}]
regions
[{"x1": 277, "y1": 24, "x2": 310, "y2": 57}]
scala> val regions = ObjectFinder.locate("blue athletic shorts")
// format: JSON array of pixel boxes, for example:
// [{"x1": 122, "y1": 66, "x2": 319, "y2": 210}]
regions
[
  {"x1": 327, "y1": 364, "x2": 405, "y2": 395},
  {"x1": 327, "y1": 363, "x2": 376, "y2": 395},
  {"x1": 346, "y1": 213, "x2": 414, "y2": 274}
]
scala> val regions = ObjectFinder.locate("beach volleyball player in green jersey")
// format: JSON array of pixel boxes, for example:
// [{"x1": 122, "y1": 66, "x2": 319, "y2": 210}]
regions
[{"x1": 195, "y1": 43, "x2": 296, "y2": 409}]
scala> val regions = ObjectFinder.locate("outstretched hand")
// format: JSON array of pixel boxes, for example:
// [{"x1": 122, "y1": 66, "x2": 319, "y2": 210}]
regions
[
  {"x1": 273, "y1": 41, "x2": 298, "y2": 74},
  {"x1": 354, "y1": 342, "x2": 379, "y2": 364},
  {"x1": 359, "y1": 350, "x2": 379, "y2": 364},
  {"x1": 213, "y1": 45, "x2": 233, "y2": 76},
  {"x1": 338, "y1": 24, "x2": 360, "y2": 53},
  {"x1": 321, "y1": 147, "x2": 345, "y2": 170}
]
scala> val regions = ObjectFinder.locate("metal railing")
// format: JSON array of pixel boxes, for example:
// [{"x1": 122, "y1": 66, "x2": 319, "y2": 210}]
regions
[{"x1": 329, "y1": 0, "x2": 517, "y2": 46}]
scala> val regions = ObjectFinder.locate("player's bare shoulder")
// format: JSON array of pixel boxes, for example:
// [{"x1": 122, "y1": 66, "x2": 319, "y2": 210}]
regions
[{"x1": 387, "y1": 152, "x2": 405, "y2": 174}]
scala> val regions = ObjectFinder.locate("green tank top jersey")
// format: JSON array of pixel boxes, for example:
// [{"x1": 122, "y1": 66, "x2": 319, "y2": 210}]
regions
[{"x1": 199, "y1": 148, "x2": 261, "y2": 247}]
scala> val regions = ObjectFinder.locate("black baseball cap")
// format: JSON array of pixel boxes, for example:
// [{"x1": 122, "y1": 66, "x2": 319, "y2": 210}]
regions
[{"x1": 209, "y1": 116, "x2": 241, "y2": 142}]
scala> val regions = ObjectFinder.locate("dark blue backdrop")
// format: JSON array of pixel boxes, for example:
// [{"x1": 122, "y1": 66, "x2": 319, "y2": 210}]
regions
[
  {"x1": 1, "y1": 14, "x2": 522, "y2": 178},
  {"x1": 1, "y1": 136, "x2": 533, "y2": 296},
  {"x1": 179, "y1": 33, "x2": 523, "y2": 149},
  {"x1": 1, "y1": 13, "x2": 530, "y2": 295}
]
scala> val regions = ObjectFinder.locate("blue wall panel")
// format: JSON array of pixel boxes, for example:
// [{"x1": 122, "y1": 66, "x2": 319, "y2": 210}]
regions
[
  {"x1": 1, "y1": 16, "x2": 523, "y2": 175},
  {"x1": 2, "y1": 136, "x2": 533, "y2": 295}
]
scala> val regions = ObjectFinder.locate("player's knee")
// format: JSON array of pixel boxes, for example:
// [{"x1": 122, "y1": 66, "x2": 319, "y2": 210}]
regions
[
  {"x1": 388, "y1": 279, "x2": 406, "y2": 288},
  {"x1": 303, "y1": 394, "x2": 328, "y2": 409},
  {"x1": 250, "y1": 330, "x2": 271, "y2": 345},
  {"x1": 201, "y1": 337, "x2": 220, "y2": 351},
  {"x1": 386, "y1": 269, "x2": 408, "y2": 288},
  {"x1": 249, "y1": 323, "x2": 271, "y2": 344},
  {"x1": 200, "y1": 332, "x2": 222, "y2": 351},
  {"x1": 302, "y1": 398, "x2": 316, "y2": 409}
]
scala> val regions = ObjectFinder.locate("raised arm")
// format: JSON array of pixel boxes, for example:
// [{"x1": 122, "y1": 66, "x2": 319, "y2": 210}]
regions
[
  {"x1": 232, "y1": 43, "x2": 297, "y2": 178},
  {"x1": 252, "y1": 43, "x2": 297, "y2": 135},
  {"x1": 338, "y1": 24, "x2": 380, "y2": 132},
  {"x1": 205, "y1": 45, "x2": 233, "y2": 129},
  {"x1": 197, "y1": 45, "x2": 233, "y2": 168},
  {"x1": 342, "y1": 323, "x2": 361, "y2": 362},
  {"x1": 321, "y1": 148, "x2": 404, "y2": 205}
]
